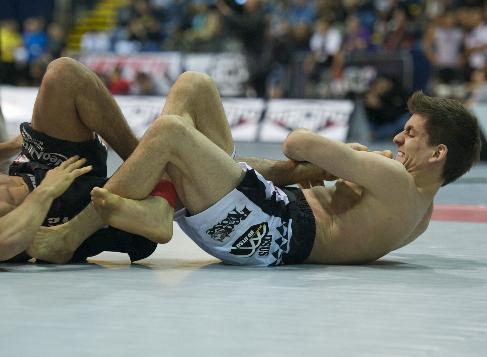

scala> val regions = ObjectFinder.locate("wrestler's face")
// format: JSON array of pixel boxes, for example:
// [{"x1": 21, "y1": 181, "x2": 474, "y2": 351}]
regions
[{"x1": 393, "y1": 114, "x2": 437, "y2": 170}]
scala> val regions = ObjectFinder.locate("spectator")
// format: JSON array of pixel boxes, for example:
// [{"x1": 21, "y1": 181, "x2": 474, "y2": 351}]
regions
[
  {"x1": 131, "y1": 71, "x2": 163, "y2": 96},
  {"x1": 0, "y1": 20, "x2": 22, "y2": 84},
  {"x1": 268, "y1": 0, "x2": 292, "y2": 37},
  {"x1": 46, "y1": 22, "x2": 66, "y2": 59},
  {"x1": 370, "y1": 7, "x2": 389, "y2": 49},
  {"x1": 364, "y1": 76, "x2": 409, "y2": 140},
  {"x1": 342, "y1": 14, "x2": 371, "y2": 53},
  {"x1": 80, "y1": 30, "x2": 111, "y2": 53},
  {"x1": 217, "y1": 0, "x2": 270, "y2": 97},
  {"x1": 292, "y1": 22, "x2": 312, "y2": 51},
  {"x1": 464, "y1": 7, "x2": 487, "y2": 78},
  {"x1": 305, "y1": 18, "x2": 342, "y2": 84},
  {"x1": 465, "y1": 68, "x2": 487, "y2": 107},
  {"x1": 108, "y1": 67, "x2": 131, "y2": 95},
  {"x1": 143, "y1": 16, "x2": 164, "y2": 51},
  {"x1": 383, "y1": 8, "x2": 415, "y2": 51},
  {"x1": 424, "y1": 0, "x2": 449, "y2": 19},
  {"x1": 422, "y1": 10, "x2": 465, "y2": 98},
  {"x1": 22, "y1": 17, "x2": 48, "y2": 63},
  {"x1": 182, "y1": 3, "x2": 222, "y2": 51},
  {"x1": 160, "y1": 0, "x2": 187, "y2": 37},
  {"x1": 289, "y1": 0, "x2": 317, "y2": 26},
  {"x1": 267, "y1": 22, "x2": 295, "y2": 98}
]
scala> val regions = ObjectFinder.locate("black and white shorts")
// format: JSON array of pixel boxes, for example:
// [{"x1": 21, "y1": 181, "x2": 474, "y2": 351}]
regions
[{"x1": 175, "y1": 163, "x2": 316, "y2": 266}]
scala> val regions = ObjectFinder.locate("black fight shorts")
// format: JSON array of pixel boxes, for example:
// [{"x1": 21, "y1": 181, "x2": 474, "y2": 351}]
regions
[{"x1": 5, "y1": 123, "x2": 156, "y2": 263}]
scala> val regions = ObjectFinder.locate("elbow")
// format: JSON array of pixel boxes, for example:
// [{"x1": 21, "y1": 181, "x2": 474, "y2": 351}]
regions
[{"x1": 283, "y1": 130, "x2": 308, "y2": 161}]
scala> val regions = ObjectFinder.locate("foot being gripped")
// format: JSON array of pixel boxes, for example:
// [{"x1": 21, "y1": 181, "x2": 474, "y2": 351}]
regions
[{"x1": 90, "y1": 187, "x2": 173, "y2": 244}]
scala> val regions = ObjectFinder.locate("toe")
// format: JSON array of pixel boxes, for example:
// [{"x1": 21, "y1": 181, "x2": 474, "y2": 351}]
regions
[{"x1": 92, "y1": 196, "x2": 106, "y2": 208}]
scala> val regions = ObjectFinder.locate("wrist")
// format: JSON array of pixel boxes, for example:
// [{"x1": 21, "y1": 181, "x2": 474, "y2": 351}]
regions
[{"x1": 32, "y1": 186, "x2": 57, "y2": 201}]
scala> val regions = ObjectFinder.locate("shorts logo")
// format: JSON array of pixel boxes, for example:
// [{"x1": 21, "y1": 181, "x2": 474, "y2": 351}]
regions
[
  {"x1": 230, "y1": 222, "x2": 272, "y2": 257},
  {"x1": 25, "y1": 174, "x2": 37, "y2": 188},
  {"x1": 206, "y1": 206, "x2": 251, "y2": 242},
  {"x1": 22, "y1": 142, "x2": 67, "y2": 167},
  {"x1": 13, "y1": 154, "x2": 30, "y2": 164},
  {"x1": 21, "y1": 126, "x2": 44, "y2": 149}
]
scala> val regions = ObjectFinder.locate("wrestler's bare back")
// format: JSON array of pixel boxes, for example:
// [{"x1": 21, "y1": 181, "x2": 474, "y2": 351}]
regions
[{"x1": 302, "y1": 171, "x2": 433, "y2": 265}]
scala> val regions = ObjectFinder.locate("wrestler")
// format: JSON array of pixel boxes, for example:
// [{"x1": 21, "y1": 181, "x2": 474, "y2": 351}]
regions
[
  {"x1": 0, "y1": 57, "x2": 158, "y2": 263},
  {"x1": 32, "y1": 73, "x2": 480, "y2": 265}
]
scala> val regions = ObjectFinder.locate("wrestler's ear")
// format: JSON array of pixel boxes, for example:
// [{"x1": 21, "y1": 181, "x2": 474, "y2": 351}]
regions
[{"x1": 429, "y1": 144, "x2": 447, "y2": 163}]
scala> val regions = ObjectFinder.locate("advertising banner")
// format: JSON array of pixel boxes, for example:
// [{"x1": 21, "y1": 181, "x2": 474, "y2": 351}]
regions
[
  {"x1": 0, "y1": 87, "x2": 352, "y2": 144},
  {"x1": 79, "y1": 52, "x2": 249, "y2": 97},
  {"x1": 260, "y1": 99, "x2": 354, "y2": 142}
]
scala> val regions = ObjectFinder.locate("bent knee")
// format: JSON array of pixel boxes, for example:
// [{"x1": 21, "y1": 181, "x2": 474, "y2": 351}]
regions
[
  {"x1": 179, "y1": 71, "x2": 212, "y2": 84},
  {"x1": 43, "y1": 57, "x2": 86, "y2": 91},
  {"x1": 151, "y1": 115, "x2": 188, "y2": 137},
  {"x1": 177, "y1": 71, "x2": 214, "y2": 92},
  {"x1": 143, "y1": 115, "x2": 189, "y2": 154},
  {"x1": 46, "y1": 57, "x2": 83, "y2": 77}
]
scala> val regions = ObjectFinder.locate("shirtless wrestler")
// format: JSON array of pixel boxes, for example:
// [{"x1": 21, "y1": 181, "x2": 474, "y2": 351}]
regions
[
  {"x1": 34, "y1": 72, "x2": 481, "y2": 265},
  {"x1": 0, "y1": 57, "x2": 158, "y2": 263},
  {"x1": 27, "y1": 70, "x2": 344, "y2": 264}
]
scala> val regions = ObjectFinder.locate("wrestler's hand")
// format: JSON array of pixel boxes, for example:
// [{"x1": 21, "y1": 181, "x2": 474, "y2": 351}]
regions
[
  {"x1": 372, "y1": 150, "x2": 393, "y2": 159},
  {"x1": 349, "y1": 142, "x2": 392, "y2": 159},
  {"x1": 348, "y1": 142, "x2": 368, "y2": 152},
  {"x1": 37, "y1": 156, "x2": 92, "y2": 199}
]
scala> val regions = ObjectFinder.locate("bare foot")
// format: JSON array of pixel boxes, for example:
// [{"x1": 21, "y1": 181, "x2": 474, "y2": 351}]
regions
[
  {"x1": 27, "y1": 225, "x2": 75, "y2": 264},
  {"x1": 90, "y1": 187, "x2": 173, "y2": 244}
]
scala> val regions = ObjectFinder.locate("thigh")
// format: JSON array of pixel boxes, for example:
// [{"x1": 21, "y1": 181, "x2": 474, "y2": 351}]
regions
[
  {"x1": 162, "y1": 71, "x2": 234, "y2": 155},
  {"x1": 165, "y1": 121, "x2": 244, "y2": 215},
  {"x1": 31, "y1": 58, "x2": 93, "y2": 142}
]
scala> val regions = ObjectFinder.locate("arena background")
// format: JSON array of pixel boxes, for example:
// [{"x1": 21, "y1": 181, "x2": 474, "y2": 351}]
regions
[{"x1": 1, "y1": 1, "x2": 487, "y2": 357}]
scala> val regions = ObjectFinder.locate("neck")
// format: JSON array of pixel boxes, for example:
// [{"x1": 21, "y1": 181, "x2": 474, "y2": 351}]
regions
[{"x1": 411, "y1": 170, "x2": 442, "y2": 198}]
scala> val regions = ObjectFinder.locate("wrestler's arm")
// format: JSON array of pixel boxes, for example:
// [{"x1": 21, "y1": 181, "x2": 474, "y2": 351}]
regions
[
  {"x1": 0, "y1": 135, "x2": 22, "y2": 164},
  {"x1": 283, "y1": 130, "x2": 406, "y2": 195},
  {"x1": 236, "y1": 157, "x2": 334, "y2": 186},
  {"x1": 0, "y1": 188, "x2": 57, "y2": 261},
  {"x1": 236, "y1": 142, "x2": 371, "y2": 186},
  {"x1": 0, "y1": 157, "x2": 92, "y2": 261}
]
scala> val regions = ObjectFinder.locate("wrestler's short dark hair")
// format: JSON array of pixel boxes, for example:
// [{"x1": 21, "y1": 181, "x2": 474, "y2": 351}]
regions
[{"x1": 407, "y1": 91, "x2": 481, "y2": 186}]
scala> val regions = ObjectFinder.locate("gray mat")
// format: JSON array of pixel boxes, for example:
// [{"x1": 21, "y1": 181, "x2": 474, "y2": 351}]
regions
[{"x1": 1, "y1": 145, "x2": 486, "y2": 357}]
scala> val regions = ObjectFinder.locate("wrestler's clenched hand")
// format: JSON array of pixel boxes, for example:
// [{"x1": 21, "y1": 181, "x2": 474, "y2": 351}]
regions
[
  {"x1": 372, "y1": 150, "x2": 393, "y2": 159},
  {"x1": 38, "y1": 156, "x2": 92, "y2": 198}
]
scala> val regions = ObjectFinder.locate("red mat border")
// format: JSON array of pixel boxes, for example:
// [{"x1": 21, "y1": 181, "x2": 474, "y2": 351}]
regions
[{"x1": 432, "y1": 204, "x2": 487, "y2": 223}]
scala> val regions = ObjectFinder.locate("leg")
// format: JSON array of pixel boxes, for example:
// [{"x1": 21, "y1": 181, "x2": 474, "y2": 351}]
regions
[
  {"x1": 93, "y1": 73, "x2": 240, "y2": 239},
  {"x1": 105, "y1": 114, "x2": 244, "y2": 214},
  {"x1": 31, "y1": 57, "x2": 137, "y2": 160},
  {"x1": 36, "y1": 72, "x2": 239, "y2": 251},
  {"x1": 161, "y1": 71, "x2": 234, "y2": 155}
]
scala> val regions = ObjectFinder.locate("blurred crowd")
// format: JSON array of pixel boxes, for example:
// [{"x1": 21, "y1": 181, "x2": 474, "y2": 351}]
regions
[
  {"x1": 0, "y1": 17, "x2": 65, "y2": 86},
  {"x1": 2, "y1": 0, "x2": 487, "y2": 139}
]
